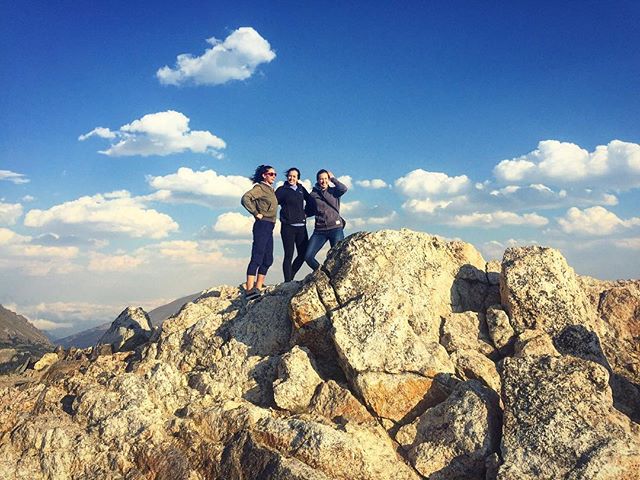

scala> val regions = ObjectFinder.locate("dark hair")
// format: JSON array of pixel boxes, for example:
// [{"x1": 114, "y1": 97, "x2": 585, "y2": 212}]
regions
[
  {"x1": 286, "y1": 167, "x2": 301, "y2": 178},
  {"x1": 250, "y1": 164, "x2": 274, "y2": 183},
  {"x1": 316, "y1": 169, "x2": 329, "y2": 181}
]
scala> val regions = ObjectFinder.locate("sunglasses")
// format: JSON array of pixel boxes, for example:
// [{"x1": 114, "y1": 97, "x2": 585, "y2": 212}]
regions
[{"x1": 265, "y1": 172, "x2": 277, "y2": 177}]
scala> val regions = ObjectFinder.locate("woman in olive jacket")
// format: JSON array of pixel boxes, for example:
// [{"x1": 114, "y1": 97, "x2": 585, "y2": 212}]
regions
[{"x1": 241, "y1": 164, "x2": 277, "y2": 299}]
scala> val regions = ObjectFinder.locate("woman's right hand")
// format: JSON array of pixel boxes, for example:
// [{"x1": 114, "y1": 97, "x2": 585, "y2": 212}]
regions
[{"x1": 256, "y1": 213, "x2": 264, "y2": 220}]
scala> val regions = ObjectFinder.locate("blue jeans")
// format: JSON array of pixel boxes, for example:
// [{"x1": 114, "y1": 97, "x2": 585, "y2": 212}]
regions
[{"x1": 305, "y1": 228, "x2": 344, "y2": 270}]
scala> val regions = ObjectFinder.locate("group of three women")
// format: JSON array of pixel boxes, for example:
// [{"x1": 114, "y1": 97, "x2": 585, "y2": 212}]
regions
[{"x1": 240, "y1": 164, "x2": 348, "y2": 300}]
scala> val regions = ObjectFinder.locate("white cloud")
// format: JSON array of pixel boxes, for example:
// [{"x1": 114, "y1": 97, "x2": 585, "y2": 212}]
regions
[
  {"x1": 0, "y1": 227, "x2": 28, "y2": 245},
  {"x1": 22, "y1": 195, "x2": 35, "y2": 202},
  {"x1": 402, "y1": 198, "x2": 453, "y2": 214},
  {"x1": 77, "y1": 127, "x2": 116, "y2": 141},
  {"x1": 493, "y1": 140, "x2": 640, "y2": 189},
  {"x1": 9, "y1": 301, "x2": 122, "y2": 327},
  {"x1": 356, "y1": 179, "x2": 388, "y2": 189},
  {"x1": 339, "y1": 201, "x2": 397, "y2": 228},
  {"x1": 340, "y1": 200, "x2": 364, "y2": 215},
  {"x1": 137, "y1": 240, "x2": 239, "y2": 266},
  {"x1": 147, "y1": 167, "x2": 252, "y2": 203},
  {"x1": 213, "y1": 212, "x2": 254, "y2": 237},
  {"x1": 0, "y1": 202, "x2": 23, "y2": 225},
  {"x1": 490, "y1": 185, "x2": 520, "y2": 196},
  {"x1": 0, "y1": 227, "x2": 80, "y2": 276},
  {"x1": 156, "y1": 27, "x2": 276, "y2": 86},
  {"x1": 557, "y1": 206, "x2": 640, "y2": 236},
  {"x1": 80, "y1": 111, "x2": 226, "y2": 157},
  {"x1": 88, "y1": 252, "x2": 145, "y2": 272},
  {"x1": 300, "y1": 179, "x2": 313, "y2": 192},
  {"x1": 337, "y1": 175, "x2": 353, "y2": 189},
  {"x1": 613, "y1": 238, "x2": 640, "y2": 250},
  {"x1": 484, "y1": 183, "x2": 617, "y2": 210},
  {"x1": 30, "y1": 318, "x2": 74, "y2": 331},
  {"x1": 0, "y1": 170, "x2": 29, "y2": 184},
  {"x1": 395, "y1": 170, "x2": 470, "y2": 198},
  {"x1": 480, "y1": 238, "x2": 539, "y2": 261},
  {"x1": 451, "y1": 211, "x2": 549, "y2": 228},
  {"x1": 349, "y1": 211, "x2": 398, "y2": 228},
  {"x1": 24, "y1": 190, "x2": 178, "y2": 239}
]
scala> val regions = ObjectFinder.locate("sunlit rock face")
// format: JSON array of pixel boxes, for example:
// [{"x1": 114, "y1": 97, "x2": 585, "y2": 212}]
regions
[
  {"x1": 97, "y1": 306, "x2": 152, "y2": 353},
  {"x1": 1, "y1": 229, "x2": 638, "y2": 480}
]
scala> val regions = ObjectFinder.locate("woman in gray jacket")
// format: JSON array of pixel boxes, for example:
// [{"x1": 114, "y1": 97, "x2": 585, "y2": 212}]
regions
[{"x1": 304, "y1": 169, "x2": 348, "y2": 270}]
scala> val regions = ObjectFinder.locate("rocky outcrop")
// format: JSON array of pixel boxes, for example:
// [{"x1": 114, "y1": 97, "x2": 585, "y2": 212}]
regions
[
  {"x1": 0, "y1": 305, "x2": 53, "y2": 375},
  {"x1": 500, "y1": 246, "x2": 597, "y2": 336},
  {"x1": 396, "y1": 380, "x2": 501, "y2": 479},
  {"x1": 1, "y1": 229, "x2": 639, "y2": 479},
  {"x1": 499, "y1": 345, "x2": 640, "y2": 479},
  {"x1": 97, "y1": 306, "x2": 152, "y2": 352},
  {"x1": 292, "y1": 230, "x2": 496, "y2": 425}
]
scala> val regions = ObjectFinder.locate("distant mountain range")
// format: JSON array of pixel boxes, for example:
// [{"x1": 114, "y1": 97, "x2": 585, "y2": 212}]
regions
[
  {"x1": 0, "y1": 304, "x2": 53, "y2": 374},
  {"x1": 55, "y1": 292, "x2": 201, "y2": 349},
  {"x1": 0, "y1": 304, "x2": 52, "y2": 347}
]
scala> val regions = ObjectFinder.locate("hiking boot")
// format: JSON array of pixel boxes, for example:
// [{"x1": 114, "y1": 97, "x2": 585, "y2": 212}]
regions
[{"x1": 244, "y1": 288, "x2": 261, "y2": 301}]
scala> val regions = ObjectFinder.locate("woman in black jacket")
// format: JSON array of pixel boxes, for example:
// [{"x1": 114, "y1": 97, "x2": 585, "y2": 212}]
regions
[{"x1": 275, "y1": 167, "x2": 311, "y2": 282}]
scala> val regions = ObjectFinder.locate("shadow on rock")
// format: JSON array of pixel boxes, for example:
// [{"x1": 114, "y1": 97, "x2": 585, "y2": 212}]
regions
[
  {"x1": 554, "y1": 324, "x2": 640, "y2": 423},
  {"x1": 450, "y1": 264, "x2": 501, "y2": 314}
]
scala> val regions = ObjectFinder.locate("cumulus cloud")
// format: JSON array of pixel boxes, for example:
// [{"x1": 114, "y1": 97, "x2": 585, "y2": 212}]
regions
[
  {"x1": 340, "y1": 201, "x2": 397, "y2": 228},
  {"x1": 30, "y1": 318, "x2": 74, "y2": 331},
  {"x1": 137, "y1": 240, "x2": 234, "y2": 266},
  {"x1": 613, "y1": 238, "x2": 640, "y2": 250},
  {"x1": 557, "y1": 206, "x2": 640, "y2": 236},
  {"x1": 88, "y1": 252, "x2": 145, "y2": 272},
  {"x1": 450, "y1": 211, "x2": 549, "y2": 228},
  {"x1": 356, "y1": 179, "x2": 388, "y2": 189},
  {"x1": 395, "y1": 170, "x2": 470, "y2": 198},
  {"x1": 0, "y1": 170, "x2": 29, "y2": 184},
  {"x1": 336, "y1": 175, "x2": 353, "y2": 190},
  {"x1": 156, "y1": 27, "x2": 276, "y2": 86},
  {"x1": 484, "y1": 183, "x2": 617, "y2": 210},
  {"x1": 349, "y1": 211, "x2": 398, "y2": 228},
  {"x1": 77, "y1": 127, "x2": 116, "y2": 141},
  {"x1": 147, "y1": 167, "x2": 252, "y2": 205},
  {"x1": 0, "y1": 202, "x2": 23, "y2": 225},
  {"x1": 0, "y1": 227, "x2": 80, "y2": 276},
  {"x1": 79, "y1": 111, "x2": 226, "y2": 157},
  {"x1": 22, "y1": 195, "x2": 35, "y2": 202},
  {"x1": 493, "y1": 140, "x2": 640, "y2": 189},
  {"x1": 9, "y1": 301, "x2": 122, "y2": 328},
  {"x1": 401, "y1": 198, "x2": 453, "y2": 214},
  {"x1": 480, "y1": 238, "x2": 539, "y2": 261},
  {"x1": 340, "y1": 200, "x2": 363, "y2": 215},
  {"x1": 0, "y1": 227, "x2": 27, "y2": 245},
  {"x1": 24, "y1": 190, "x2": 178, "y2": 239},
  {"x1": 32, "y1": 233, "x2": 108, "y2": 248},
  {"x1": 213, "y1": 212, "x2": 254, "y2": 237}
]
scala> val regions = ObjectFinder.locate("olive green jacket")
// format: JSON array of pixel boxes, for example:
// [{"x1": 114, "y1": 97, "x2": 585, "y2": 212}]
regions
[{"x1": 241, "y1": 182, "x2": 277, "y2": 222}]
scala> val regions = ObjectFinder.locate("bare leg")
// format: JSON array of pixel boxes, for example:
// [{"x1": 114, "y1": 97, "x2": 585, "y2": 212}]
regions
[
  {"x1": 246, "y1": 275, "x2": 256, "y2": 291},
  {"x1": 255, "y1": 274, "x2": 267, "y2": 290}
]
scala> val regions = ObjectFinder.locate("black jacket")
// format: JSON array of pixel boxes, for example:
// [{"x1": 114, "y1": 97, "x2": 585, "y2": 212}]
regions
[{"x1": 275, "y1": 183, "x2": 310, "y2": 225}]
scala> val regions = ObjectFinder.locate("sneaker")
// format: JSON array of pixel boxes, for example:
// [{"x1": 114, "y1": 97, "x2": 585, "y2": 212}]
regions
[{"x1": 244, "y1": 288, "x2": 261, "y2": 301}]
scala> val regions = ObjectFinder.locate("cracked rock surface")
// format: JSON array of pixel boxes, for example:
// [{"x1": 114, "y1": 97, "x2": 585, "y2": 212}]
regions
[{"x1": 1, "y1": 229, "x2": 639, "y2": 479}]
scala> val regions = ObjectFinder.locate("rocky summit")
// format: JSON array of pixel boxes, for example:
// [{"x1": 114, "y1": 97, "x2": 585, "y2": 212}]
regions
[{"x1": 1, "y1": 229, "x2": 639, "y2": 479}]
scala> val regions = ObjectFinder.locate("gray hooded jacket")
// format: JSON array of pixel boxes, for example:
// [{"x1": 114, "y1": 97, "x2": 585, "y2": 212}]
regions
[{"x1": 308, "y1": 177, "x2": 348, "y2": 231}]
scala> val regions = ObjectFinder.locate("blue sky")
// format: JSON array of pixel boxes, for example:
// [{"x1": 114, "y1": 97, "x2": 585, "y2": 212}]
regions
[{"x1": 1, "y1": 1, "x2": 639, "y2": 336}]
